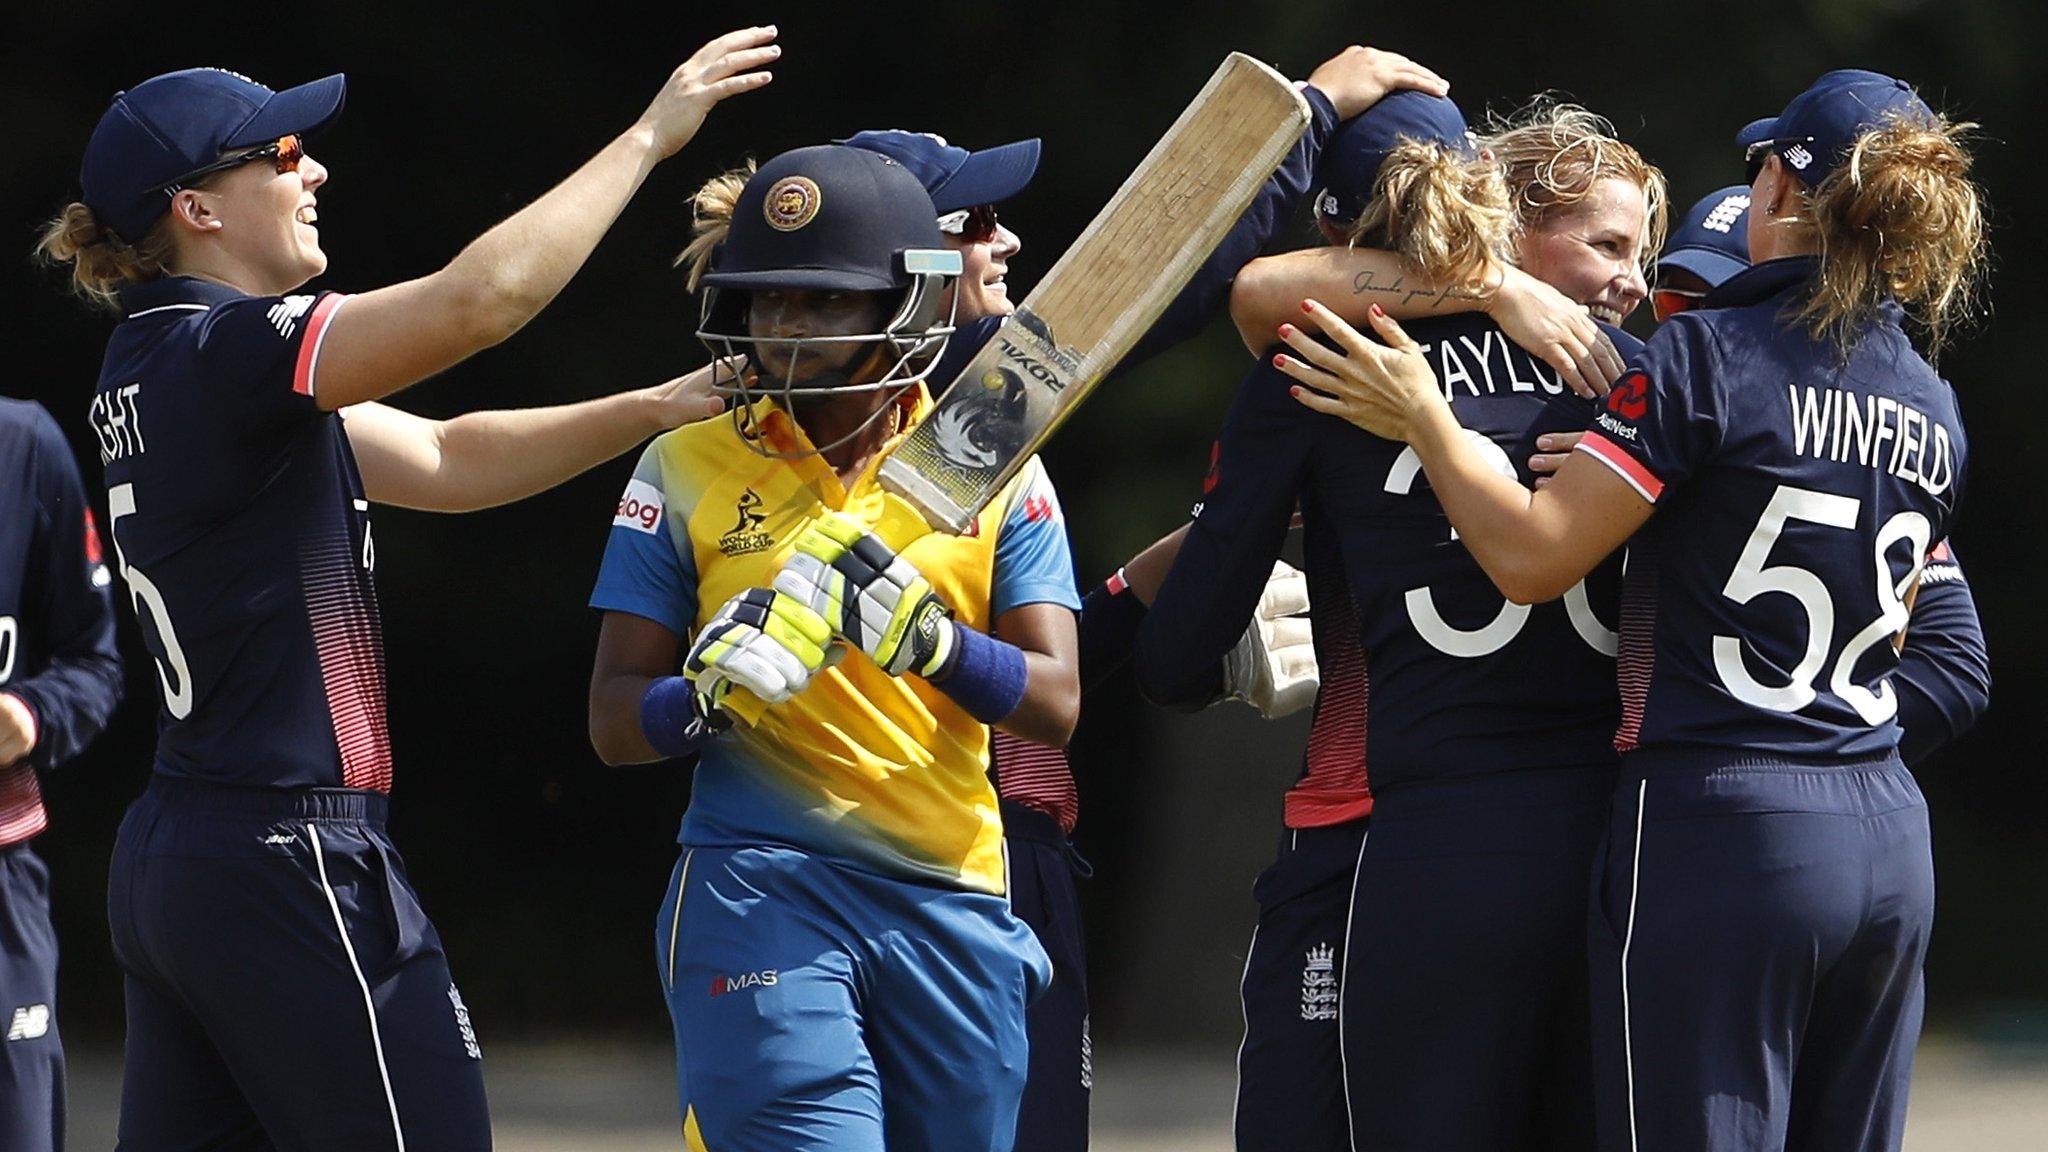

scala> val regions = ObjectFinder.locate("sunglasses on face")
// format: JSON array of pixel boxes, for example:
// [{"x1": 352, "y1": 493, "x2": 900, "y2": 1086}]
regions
[
  {"x1": 154, "y1": 133, "x2": 306, "y2": 194},
  {"x1": 937, "y1": 203, "x2": 1000, "y2": 245},
  {"x1": 1651, "y1": 286, "x2": 1707, "y2": 324}
]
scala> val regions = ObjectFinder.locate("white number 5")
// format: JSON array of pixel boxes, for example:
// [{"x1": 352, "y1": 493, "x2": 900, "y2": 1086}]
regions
[
  {"x1": 108, "y1": 483, "x2": 196, "y2": 719},
  {"x1": 1713, "y1": 484, "x2": 1928, "y2": 723}
]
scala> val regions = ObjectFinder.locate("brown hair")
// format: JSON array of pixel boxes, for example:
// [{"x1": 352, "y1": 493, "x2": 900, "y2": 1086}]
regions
[
  {"x1": 675, "y1": 160, "x2": 757, "y2": 293},
  {"x1": 1348, "y1": 139, "x2": 1516, "y2": 290},
  {"x1": 32, "y1": 202, "x2": 178, "y2": 312},
  {"x1": 1785, "y1": 115, "x2": 1987, "y2": 357},
  {"x1": 1484, "y1": 98, "x2": 1669, "y2": 274}
]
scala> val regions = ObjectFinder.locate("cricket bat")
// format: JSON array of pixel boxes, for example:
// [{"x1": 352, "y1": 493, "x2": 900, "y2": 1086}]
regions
[
  {"x1": 879, "y1": 52, "x2": 1312, "y2": 532},
  {"x1": 723, "y1": 53, "x2": 1308, "y2": 726}
]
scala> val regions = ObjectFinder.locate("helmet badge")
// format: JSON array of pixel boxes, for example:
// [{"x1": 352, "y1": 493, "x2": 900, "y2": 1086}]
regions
[{"x1": 765, "y1": 176, "x2": 823, "y2": 232}]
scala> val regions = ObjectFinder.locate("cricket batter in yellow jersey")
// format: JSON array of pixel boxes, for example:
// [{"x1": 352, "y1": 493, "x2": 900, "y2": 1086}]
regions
[{"x1": 587, "y1": 145, "x2": 1079, "y2": 1152}]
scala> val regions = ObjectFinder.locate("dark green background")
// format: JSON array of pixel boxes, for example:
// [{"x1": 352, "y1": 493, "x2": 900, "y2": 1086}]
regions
[{"x1": 7, "y1": 0, "x2": 2043, "y2": 1048}]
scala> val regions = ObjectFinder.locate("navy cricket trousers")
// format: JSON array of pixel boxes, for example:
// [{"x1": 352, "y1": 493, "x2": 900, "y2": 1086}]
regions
[
  {"x1": 108, "y1": 775, "x2": 490, "y2": 1152},
  {"x1": 1590, "y1": 753, "x2": 1934, "y2": 1152},
  {"x1": 1342, "y1": 767, "x2": 1615, "y2": 1152},
  {"x1": 1234, "y1": 819, "x2": 1366, "y2": 1152},
  {"x1": 1, "y1": 842, "x2": 64, "y2": 1152},
  {"x1": 1003, "y1": 800, "x2": 1092, "y2": 1152}
]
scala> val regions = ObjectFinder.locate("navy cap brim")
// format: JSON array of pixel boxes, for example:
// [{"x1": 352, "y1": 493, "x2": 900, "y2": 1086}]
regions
[
  {"x1": 227, "y1": 74, "x2": 346, "y2": 148},
  {"x1": 1657, "y1": 247, "x2": 1750, "y2": 289},
  {"x1": 698, "y1": 266, "x2": 904, "y2": 293},
  {"x1": 928, "y1": 138, "x2": 1041, "y2": 214},
  {"x1": 1736, "y1": 117, "x2": 1775, "y2": 149}
]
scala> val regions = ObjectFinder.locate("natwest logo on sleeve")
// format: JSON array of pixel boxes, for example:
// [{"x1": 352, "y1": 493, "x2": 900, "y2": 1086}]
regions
[
  {"x1": 1606, "y1": 370, "x2": 1652, "y2": 423},
  {"x1": 614, "y1": 479, "x2": 665, "y2": 535}
]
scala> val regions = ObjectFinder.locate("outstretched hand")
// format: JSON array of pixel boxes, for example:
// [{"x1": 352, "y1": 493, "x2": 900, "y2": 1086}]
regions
[
  {"x1": 638, "y1": 26, "x2": 781, "y2": 158},
  {"x1": 1273, "y1": 300, "x2": 1447, "y2": 443},
  {"x1": 1303, "y1": 45, "x2": 1449, "y2": 121},
  {"x1": 645, "y1": 359, "x2": 739, "y2": 429}
]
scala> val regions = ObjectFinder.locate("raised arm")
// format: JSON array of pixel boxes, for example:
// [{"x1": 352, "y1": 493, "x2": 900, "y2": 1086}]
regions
[
  {"x1": 310, "y1": 27, "x2": 778, "y2": 411},
  {"x1": 343, "y1": 363, "x2": 726, "y2": 513},
  {"x1": 1231, "y1": 247, "x2": 1621, "y2": 397}
]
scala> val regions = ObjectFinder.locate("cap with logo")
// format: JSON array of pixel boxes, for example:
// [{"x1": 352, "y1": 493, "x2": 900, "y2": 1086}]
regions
[
  {"x1": 700, "y1": 145, "x2": 956, "y2": 293},
  {"x1": 80, "y1": 67, "x2": 346, "y2": 243},
  {"x1": 1312, "y1": 91, "x2": 1477, "y2": 229},
  {"x1": 837, "y1": 130, "x2": 1041, "y2": 214},
  {"x1": 1656, "y1": 186, "x2": 1753, "y2": 289},
  {"x1": 1738, "y1": 69, "x2": 1931, "y2": 187}
]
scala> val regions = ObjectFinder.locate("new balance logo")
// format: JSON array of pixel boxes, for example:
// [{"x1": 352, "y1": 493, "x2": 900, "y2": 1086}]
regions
[
  {"x1": 267, "y1": 295, "x2": 317, "y2": 339},
  {"x1": 1703, "y1": 193, "x2": 1751, "y2": 234},
  {"x1": 708, "y1": 969, "x2": 778, "y2": 997},
  {"x1": 1785, "y1": 145, "x2": 1814, "y2": 171},
  {"x1": 1300, "y1": 943, "x2": 1338, "y2": 1022},
  {"x1": 6, "y1": 1005, "x2": 49, "y2": 1041}
]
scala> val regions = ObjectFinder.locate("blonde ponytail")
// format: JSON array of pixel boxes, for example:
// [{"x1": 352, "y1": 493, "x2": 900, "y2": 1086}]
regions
[
  {"x1": 1789, "y1": 115, "x2": 1987, "y2": 357},
  {"x1": 1350, "y1": 139, "x2": 1516, "y2": 289},
  {"x1": 675, "y1": 160, "x2": 757, "y2": 293},
  {"x1": 32, "y1": 202, "x2": 176, "y2": 312}
]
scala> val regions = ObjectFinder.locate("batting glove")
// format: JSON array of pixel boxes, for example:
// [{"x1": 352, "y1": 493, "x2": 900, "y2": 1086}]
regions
[
  {"x1": 685, "y1": 587, "x2": 838, "y2": 716},
  {"x1": 1223, "y1": 561, "x2": 1319, "y2": 718},
  {"x1": 775, "y1": 513, "x2": 956, "y2": 678}
]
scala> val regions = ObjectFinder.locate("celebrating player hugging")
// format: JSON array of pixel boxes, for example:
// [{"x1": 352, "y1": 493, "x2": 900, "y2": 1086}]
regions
[{"x1": 26, "y1": 24, "x2": 2004, "y2": 1152}]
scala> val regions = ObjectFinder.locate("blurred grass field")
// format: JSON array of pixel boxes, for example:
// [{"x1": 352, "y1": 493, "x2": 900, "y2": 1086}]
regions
[{"x1": 66, "y1": 1037, "x2": 2048, "y2": 1150}]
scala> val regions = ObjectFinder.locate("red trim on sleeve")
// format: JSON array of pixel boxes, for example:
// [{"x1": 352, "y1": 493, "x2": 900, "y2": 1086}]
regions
[
  {"x1": 1104, "y1": 568, "x2": 1130, "y2": 597},
  {"x1": 1575, "y1": 432, "x2": 1664, "y2": 503},
  {"x1": 292, "y1": 294, "x2": 348, "y2": 398}
]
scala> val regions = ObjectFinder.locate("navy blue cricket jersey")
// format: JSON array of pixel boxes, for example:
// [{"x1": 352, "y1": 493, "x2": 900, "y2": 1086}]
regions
[
  {"x1": 1575, "y1": 257, "x2": 1967, "y2": 761},
  {"x1": 0, "y1": 399, "x2": 121, "y2": 844},
  {"x1": 91, "y1": 277, "x2": 390, "y2": 790},
  {"x1": 1137, "y1": 314, "x2": 1641, "y2": 791}
]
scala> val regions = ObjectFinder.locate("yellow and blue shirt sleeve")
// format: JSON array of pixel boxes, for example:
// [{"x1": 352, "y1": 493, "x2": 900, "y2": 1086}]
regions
[{"x1": 590, "y1": 443, "x2": 699, "y2": 634}]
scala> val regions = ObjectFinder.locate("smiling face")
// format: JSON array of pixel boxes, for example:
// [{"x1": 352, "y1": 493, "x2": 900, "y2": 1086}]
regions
[
  {"x1": 174, "y1": 146, "x2": 330, "y2": 295},
  {"x1": 1515, "y1": 175, "x2": 1651, "y2": 325},
  {"x1": 940, "y1": 221, "x2": 1022, "y2": 323}
]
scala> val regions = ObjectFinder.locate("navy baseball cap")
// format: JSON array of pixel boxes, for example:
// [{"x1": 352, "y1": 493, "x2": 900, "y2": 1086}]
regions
[
  {"x1": 81, "y1": 67, "x2": 345, "y2": 242},
  {"x1": 1656, "y1": 186, "x2": 1752, "y2": 288},
  {"x1": 837, "y1": 130, "x2": 1040, "y2": 214},
  {"x1": 701, "y1": 145, "x2": 952, "y2": 293},
  {"x1": 1313, "y1": 91, "x2": 1476, "y2": 228},
  {"x1": 1739, "y1": 69, "x2": 1931, "y2": 187}
]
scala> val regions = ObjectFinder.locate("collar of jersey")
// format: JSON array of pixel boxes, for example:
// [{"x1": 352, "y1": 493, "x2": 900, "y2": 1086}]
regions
[
  {"x1": 747, "y1": 382, "x2": 936, "y2": 461},
  {"x1": 1700, "y1": 256, "x2": 1818, "y2": 310},
  {"x1": 118, "y1": 274, "x2": 251, "y2": 317}
]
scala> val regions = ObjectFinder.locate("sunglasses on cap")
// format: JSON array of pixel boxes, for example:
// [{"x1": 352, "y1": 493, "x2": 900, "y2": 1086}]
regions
[
  {"x1": 937, "y1": 204, "x2": 1000, "y2": 244},
  {"x1": 1651, "y1": 286, "x2": 1707, "y2": 324},
  {"x1": 1742, "y1": 135, "x2": 1814, "y2": 184},
  {"x1": 152, "y1": 133, "x2": 306, "y2": 194}
]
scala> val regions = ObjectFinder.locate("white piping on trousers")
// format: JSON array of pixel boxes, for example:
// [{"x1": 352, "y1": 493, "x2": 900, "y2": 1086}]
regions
[{"x1": 306, "y1": 823, "x2": 406, "y2": 1152}]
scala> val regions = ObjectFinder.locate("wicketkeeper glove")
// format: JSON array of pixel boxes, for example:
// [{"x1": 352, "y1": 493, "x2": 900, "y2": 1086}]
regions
[
  {"x1": 1222, "y1": 561, "x2": 1319, "y2": 718},
  {"x1": 775, "y1": 512, "x2": 957, "y2": 678},
  {"x1": 684, "y1": 587, "x2": 838, "y2": 716}
]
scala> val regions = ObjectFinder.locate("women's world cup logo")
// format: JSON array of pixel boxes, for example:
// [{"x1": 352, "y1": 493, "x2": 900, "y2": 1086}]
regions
[{"x1": 765, "y1": 177, "x2": 823, "y2": 231}]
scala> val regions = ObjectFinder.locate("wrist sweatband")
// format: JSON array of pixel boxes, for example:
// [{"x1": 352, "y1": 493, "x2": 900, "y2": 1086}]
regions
[
  {"x1": 639, "y1": 676, "x2": 723, "y2": 759},
  {"x1": 1079, "y1": 573, "x2": 1148, "y2": 693},
  {"x1": 927, "y1": 622, "x2": 1030, "y2": 724}
]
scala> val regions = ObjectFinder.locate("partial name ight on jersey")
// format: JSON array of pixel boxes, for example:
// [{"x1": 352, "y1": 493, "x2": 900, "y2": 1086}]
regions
[
  {"x1": 91, "y1": 383, "x2": 146, "y2": 463},
  {"x1": 1787, "y1": 383, "x2": 1955, "y2": 496}
]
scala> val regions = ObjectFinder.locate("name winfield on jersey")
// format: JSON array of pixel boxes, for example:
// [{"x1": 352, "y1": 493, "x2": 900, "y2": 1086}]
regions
[{"x1": 1787, "y1": 384, "x2": 1957, "y2": 495}]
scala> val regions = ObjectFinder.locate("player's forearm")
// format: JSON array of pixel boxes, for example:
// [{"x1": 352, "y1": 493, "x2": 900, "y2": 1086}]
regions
[
  {"x1": 589, "y1": 672, "x2": 666, "y2": 766},
  {"x1": 419, "y1": 390, "x2": 669, "y2": 512},
  {"x1": 1231, "y1": 247, "x2": 1499, "y2": 354},
  {"x1": 993, "y1": 650, "x2": 1080, "y2": 748},
  {"x1": 438, "y1": 129, "x2": 665, "y2": 342},
  {"x1": 1406, "y1": 404, "x2": 1588, "y2": 605}
]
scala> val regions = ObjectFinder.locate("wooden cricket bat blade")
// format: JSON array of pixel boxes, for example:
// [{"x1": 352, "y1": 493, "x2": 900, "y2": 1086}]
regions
[{"x1": 881, "y1": 52, "x2": 1310, "y2": 532}]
